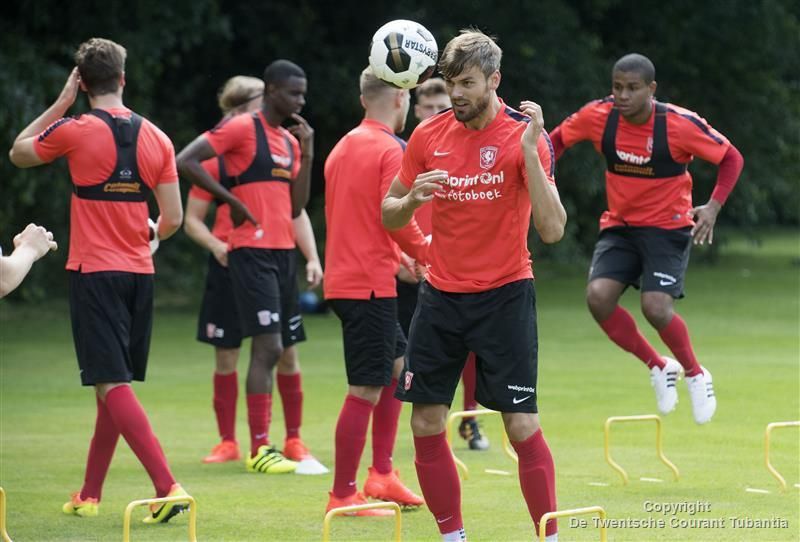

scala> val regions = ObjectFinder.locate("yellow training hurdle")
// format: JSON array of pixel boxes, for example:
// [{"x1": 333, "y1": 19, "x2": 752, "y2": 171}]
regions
[
  {"x1": 122, "y1": 494, "x2": 196, "y2": 542},
  {"x1": 322, "y1": 501, "x2": 401, "y2": 541},
  {"x1": 604, "y1": 415, "x2": 679, "y2": 485},
  {"x1": 445, "y1": 409, "x2": 518, "y2": 479},
  {"x1": 765, "y1": 421, "x2": 800, "y2": 491},
  {"x1": 539, "y1": 506, "x2": 608, "y2": 541}
]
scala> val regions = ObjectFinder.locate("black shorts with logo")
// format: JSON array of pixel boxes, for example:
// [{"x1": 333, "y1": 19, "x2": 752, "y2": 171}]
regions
[
  {"x1": 329, "y1": 296, "x2": 407, "y2": 386},
  {"x1": 396, "y1": 278, "x2": 420, "y2": 337},
  {"x1": 196, "y1": 254, "x2": 244, "y2": 349},
  {"x1": 395, "y1": 279, "x2": 539, "y2": 413},
  {"x1": 228, "y1": 247, "x2": 306, "y2": 346},
  {"x1": 69, "y1": 271, "x2": 153, "y2": 386},
  {"x1": 588, "y1": 226, "x2": 692, "y2": 299}
]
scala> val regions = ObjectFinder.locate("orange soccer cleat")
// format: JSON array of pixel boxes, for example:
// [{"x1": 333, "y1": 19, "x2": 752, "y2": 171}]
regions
[
  {"x1": 326, "y1": 491, "x2": 396, "y2": 516},
  {"x1": 363, "y1": 467, "x2": 425, "y2": 508},
  {"x1": 202, "y1": 440, "x2": 241, "y2": 463}
]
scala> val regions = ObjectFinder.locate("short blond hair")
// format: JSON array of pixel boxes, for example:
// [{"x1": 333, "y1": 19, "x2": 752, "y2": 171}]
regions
[
  {"x1": 359, "y1": 66, "x2": 395, "y2": 102},
  {"x1": 217, "y1": 76, "x2": 264, "y2": 115},
  {"x1": 438, "y1": 29, "x2": 502, "y2": 80},
  {"x1": 74, "y1": 38, "x2": 127, "y2": 97}
]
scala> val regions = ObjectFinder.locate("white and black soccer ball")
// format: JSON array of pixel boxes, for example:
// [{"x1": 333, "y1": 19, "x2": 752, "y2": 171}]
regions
[{"x1": 369, "y1": 19, "x2": 438, "y2": 90}]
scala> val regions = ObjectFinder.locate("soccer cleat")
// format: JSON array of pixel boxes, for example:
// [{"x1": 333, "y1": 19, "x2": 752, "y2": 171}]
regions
[
  {"x1": 62, "y1": 492, "x2": 99, "y2": 517},
  {"x1": 363, "y1": 467, "x2": 424, "y2": 508},
  {"x1": 685, "y1": 366, "x2": 716, "y2": 424},
  {"x1": 246, "y1": 445, "x2": 297, "y2": 474},
  {"x1": 203, "y1": 440, "x2": 241, "y2": 463},
  {"x1": 458, "y1": 418, "x2": 490, "y2": 451},
  {"x1": 142, "y1": 483, "x2": 190, "y2": 524},
  {"x1": 650, "y1": 357, "x2": 681, "y2": 414},
  {"x1": 284, "y1": 437, "x2": 330, "y2": 475},
  {"x1": 326, "y1": 491, "x2": 395, "y2": 516}
]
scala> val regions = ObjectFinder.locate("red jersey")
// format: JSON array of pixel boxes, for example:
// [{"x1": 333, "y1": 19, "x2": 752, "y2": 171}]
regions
[
  {"x1": 398, "y1": 101, "x2": 555, "y2": 293},
  {"x1": 558, "y1": 97, "x2": 730, "y2": 230},
  {"x1": 324, "y1": 118, "x2": 408, "y2": 299},
  {"x1": 203, "y1": 111, "x2": 301, "y2": 250},
  {"x1": 33, "y1": 107, "x2": 178, "y2": 273},
  {"x1": 187, "y1": 158, "x2": 234, "y2": 242}
]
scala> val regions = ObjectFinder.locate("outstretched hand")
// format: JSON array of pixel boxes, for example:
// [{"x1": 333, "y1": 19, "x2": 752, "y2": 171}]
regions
[{"x1": 689, "y1": 200, "x2": 722, "y2": 245}]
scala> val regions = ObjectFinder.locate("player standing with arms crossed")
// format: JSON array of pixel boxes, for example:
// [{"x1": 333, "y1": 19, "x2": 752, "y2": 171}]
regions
[
  {"x1": 177, "y1": 60, "x2": 314, "y2": 475},
  {"x1": 183, "y1": 75, "x2": 326, "y2": 473},
  {"x1": 383, "y1": 30, "x2": 566, "y2": 541},
  {"x1": 550, "y1": 53, "x2": 743, "y2": 423},
  {"x1": 9, "y1": 38, "x2": 190, "y2": 524}
]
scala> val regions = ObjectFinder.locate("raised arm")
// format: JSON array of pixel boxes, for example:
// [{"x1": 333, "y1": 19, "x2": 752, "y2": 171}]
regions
[
  {"x1": 381, "y1": 171, "x2": 447, "y2": 230},
  {"x1": 520, "y1": 101, "x2": 567, "y2": 244},
  {"x1": 9, "y1": 68, "x2": 80, "y2": 168},
  {"x1": 287, "y1": 113, "x2": 315, "y2": 218}
]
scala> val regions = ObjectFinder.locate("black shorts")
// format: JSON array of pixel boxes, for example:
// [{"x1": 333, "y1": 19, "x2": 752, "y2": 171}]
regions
[
  {"x1": 588, "y1": 226, "x2": 692, "y2": 298},
  {"x1": 396, "y1": 279, "x2": 539, "y2": 413},
  {"x1": 228, "y1": 248, "x2": 306, "y2": 346},
  {"x1": 69, "y1": 271, "x2": 153, "y2": 386},
  {"x1": 196, "y1": 255, "x2": 243, "y2": 348},
  {"x1": 329, "y1": 296, "x2": 407, "y2": 386},
  {"x1": 396, "y1": 278, "x2": 420, "y2": 338}
]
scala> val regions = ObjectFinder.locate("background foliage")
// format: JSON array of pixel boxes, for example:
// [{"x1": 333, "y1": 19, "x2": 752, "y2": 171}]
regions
[{"x1": 2, "y1": 0, "x2": 798, "y2": 302}]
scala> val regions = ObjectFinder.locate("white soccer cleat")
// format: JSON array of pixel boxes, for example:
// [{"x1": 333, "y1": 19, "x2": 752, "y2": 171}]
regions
[
  {"x1": 685, "y1": 366, "x2": 716, "y2": 424},
  {"x1": 650, "y1": 357, "x2": 681, "y2": 414},
  {"x1": 294, "y1": 457, "x2": 330, "y2": 475}
]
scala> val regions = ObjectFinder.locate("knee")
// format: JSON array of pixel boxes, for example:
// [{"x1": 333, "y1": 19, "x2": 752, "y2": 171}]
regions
[
  {"x1": 641, "y1": 297, "x2": 673, "y2": 329},
  {"x1": 503, "y1": 412, "x2": 540, "y2": 442},
  {"x1": 410, "y1": 407, "x2": 447, "y2": 437},
  {"x1": 348, "y1": 385, "x2": 382, "y2": 405},
  {"x1": 586, "y1": 282, "x2": 615, "y2": 319},
  {"x1": 277, "y1": 346, "x2": 300, "y2": 373},
  {"x1": 215, "y1": 348, "x2": 239, "y2": 374}
]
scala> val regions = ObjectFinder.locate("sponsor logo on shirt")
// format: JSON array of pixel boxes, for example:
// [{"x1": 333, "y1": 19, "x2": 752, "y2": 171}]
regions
[
  {"x1": 435, "y1": 170, "x2": 506, "y2": 204},
  {"x1": 479, "y1": 146, "x2": 498, "y2": 169},
  {"x1": 616, "y1": 149, "x2": 651, "y2": 165},
  {"x1": 104, "y1": 181, "x2": 142, "y2": 194},
  {"x1": 271, "y1": 167, "x2": 293, "y2": 179}
]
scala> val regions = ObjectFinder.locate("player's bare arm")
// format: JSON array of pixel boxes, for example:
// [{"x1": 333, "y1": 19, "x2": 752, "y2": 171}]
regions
[
  {"x1": 176, "y1": 136, "x2": 257, "y2": 226},
  {"x1": 520, "y1": 100, "x2": 566, "y2": 244},
  {"x1": 293, "y1": 209, "x2": 323, "y2": 287},
  {"x1": 382, "y1": 170, "x2": 447, "y2": 230},
  {"x1": 9, "y1": 68, "x2": 81, "y2": 168},
  {"x1": 184, "y1": 196, "x2": 229, "y2": 266},
  {"x1": 152, "y1": 181, "x2": 183, "y2": 240},
  {"x1": 288, "y1": 113, "x2": 314, "y2": 218},
  {"x1": 689, "y1": 198, "x2": 722, "y2": 245}
]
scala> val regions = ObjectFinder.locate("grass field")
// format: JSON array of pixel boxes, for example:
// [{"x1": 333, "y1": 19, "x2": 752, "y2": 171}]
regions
[{"x1": 1, "y1": 231, "x2": 798, "y2": 541}]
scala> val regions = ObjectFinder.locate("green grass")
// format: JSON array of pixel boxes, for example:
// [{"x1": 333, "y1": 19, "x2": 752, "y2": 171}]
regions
[{"x1": 1, "y1": 230, "x2": 798, "y2": 541}]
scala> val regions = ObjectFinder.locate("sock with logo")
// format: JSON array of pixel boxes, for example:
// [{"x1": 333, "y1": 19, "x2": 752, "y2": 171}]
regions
[
  {"x1": 277, "y1": 372, "x2": 303, "y2": 439},
  {"x1": 80, "y1": 393, "x2": 121, "y2": 501},
  {"x1": 512, "y1": 429, "x2": 557, "y2": 537},
  {"x1": 461, "y1": 353, "x2": 478, "y2": 413},
  {"x1": 213, "y1": 371, "x2": 238, "y2": 442},
  {"x1": 247, "y1": 393, "x2": 272, "y2": 457},
  {"x1": 599, "y1": 306, "x2": 664, "y2": 369},
  {"x1": 371, "y1": 378, "x2": 402, "y2": 474},
  {"x1": 332, "y1": 394, "x2": 374, "y2": 498},
  {"x1": 104, "y1": 385, "x2": 176, "y2": 497},
  {"x1": 414, "y1": 432, "x2": 462, "y2": 534},
  {"x1": 658, "y1": 314, "x2": 703, "y2": 377}
]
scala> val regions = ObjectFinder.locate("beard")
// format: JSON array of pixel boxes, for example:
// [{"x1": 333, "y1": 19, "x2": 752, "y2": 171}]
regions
[{"x1": 453, "y1": 93, "x2": 491, "y2": 123}]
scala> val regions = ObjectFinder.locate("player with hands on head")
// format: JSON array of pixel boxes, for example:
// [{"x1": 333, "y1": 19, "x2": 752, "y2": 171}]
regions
[{"x1": 549, "y1": 53, "x2": 744, "y2": 424}]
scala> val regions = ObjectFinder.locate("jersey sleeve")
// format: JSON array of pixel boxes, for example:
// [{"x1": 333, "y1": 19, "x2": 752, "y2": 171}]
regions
[
  {"x1": 557, "y1": 99, "x2": 608, "y2": 148},
  {"x1": 188, "y1": 159, "x2": 221, "y2": 201},
  {"x1": 204, "y1": 114, "x2": 250, "y2": 158},
  {"x1": 668, "y1": 109, "x2": 731, "y2": 165},
  {"x1": 145, "y1": 123, "x2": 179, "y2": 185},
  {"x1": 397, "y1": 127, "x2": 427, "y2": 188},
  {"x1": 32, "y1": 117, "x2": 80, "y2": 163},
  {"x1": 379, "y1": 142, "x2": 404, "y2": 197},
  {"x1": 517, "y1": 127, "x2": 556, "y2": 186}
]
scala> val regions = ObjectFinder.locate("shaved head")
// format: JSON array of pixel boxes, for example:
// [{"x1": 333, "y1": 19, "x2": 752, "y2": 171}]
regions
[{"x1": 613, "y1": 53, "x2": 656, "y2": 84}]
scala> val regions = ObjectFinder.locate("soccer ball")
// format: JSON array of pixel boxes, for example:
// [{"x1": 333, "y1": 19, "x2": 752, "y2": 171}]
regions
[{"x1": 369, "y1": 19, "x2": 438, "y2": 89}]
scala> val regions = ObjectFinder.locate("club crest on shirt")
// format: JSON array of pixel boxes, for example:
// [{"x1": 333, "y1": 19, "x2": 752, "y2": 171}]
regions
[
  {"x1": 479, "y1": 146, "x2": 498, "y2": 169},
  {"x1": 646, "y1": 136, "x2": 654, "y2": 153},
  {"x1": 271, "y1": 153, "x2": 292, "y2": 168}
]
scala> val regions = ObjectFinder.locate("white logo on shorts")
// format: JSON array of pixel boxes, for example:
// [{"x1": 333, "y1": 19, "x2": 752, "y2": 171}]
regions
[
  {"x1": 512, "y1": 395, "x2": 532, "y2": 405},
  {"x1": 653, "y1": 271, "x2": 676, "y2": 286},
  {"x1": 257, "y1": 310, "x2": 280, "y2": 326}
]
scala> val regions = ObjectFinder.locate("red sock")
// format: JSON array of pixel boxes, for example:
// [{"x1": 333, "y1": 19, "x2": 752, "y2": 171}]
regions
[
  {"x1": 80, "y1": 394, "x2": 120, "y2": 501},
  {"x1": 511, "y1": 429, "x2": 557, "y2": 536},
  {"x1": 246, "y1": 393, "x2": 272, "y2": 457},
  {"x1": 599, "y1": 306, "x2": 664, "y2": 369},
  {"x1": 372, "y1": 378, "x2": 402, "y2": 474},
  {"x1": 104, "y1": 386, "x2": 176, "y2": 497},
  {"x1": 461, "y1": 353, "x2": 478, "y2": 412},
  {"x1": 213, "y1": 372, "x2": 238, "y2": 442},
  {"x1": 658, "y1": 314, "x2": 703, "y2": 377},
  {"x1": 332, "y1": 394, "x2": 374, "y2": 498},
  {"x1": 414, "y1": 432, "x2": 462, "y2": 534},
  {"x1": 277, "y1": 372, "x2": 303, "y2": 439}
]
